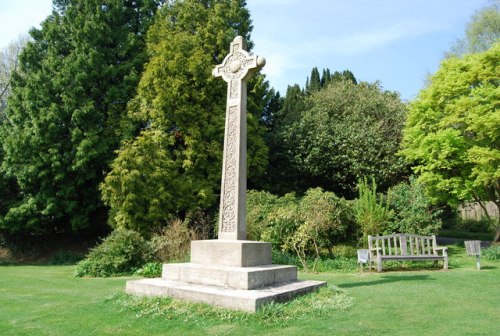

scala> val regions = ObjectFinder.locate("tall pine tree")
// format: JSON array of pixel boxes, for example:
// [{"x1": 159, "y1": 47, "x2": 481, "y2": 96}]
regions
[{"x1": 0, "y1": 0, "x2": 161, "y2": 234}]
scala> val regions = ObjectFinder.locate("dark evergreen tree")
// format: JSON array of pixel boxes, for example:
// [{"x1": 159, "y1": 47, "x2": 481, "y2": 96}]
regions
[
  {"x1": 258, "y1": 84, "x2": 307, "y2": 194},
  {"x1": 342, "y1": 70, "x2": 357, "y2": 84},
  {"x1": 308, "y1": 67, "x2": 321, "y2": 93},
  {"x1": 0, "y1": 0, "x2": 162, "y2": 234},
  {"x1": 321, "y1": 68, "x2": 331, "y2": 87}
]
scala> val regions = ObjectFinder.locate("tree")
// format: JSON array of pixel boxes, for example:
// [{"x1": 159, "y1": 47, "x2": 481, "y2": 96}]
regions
[
  {"x1": 279, "y1": 79, "x2": 407, "y2": 198},
  {"x1": 0, "y1": 0, "x2": 162, "y2": 234},
  {"x1": 448, "y1": 1, "x2": 500, "y2": 57},
  {"x1": 101, "y1": 0, "x2": 269, "y2": 233},
  {"x1": 306, "y1": 67, "x2": 321, "y2": 93},
  {"x1": 258, "y1": 84, "x2": 306, "y2": 194},
  {"x1": 400, "y1": 43, "x2": 500, "y2": 241}
]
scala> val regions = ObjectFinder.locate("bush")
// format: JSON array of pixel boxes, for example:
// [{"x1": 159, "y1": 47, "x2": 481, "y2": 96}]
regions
[
  {"x1": 75, "y1": 229, "x2": 152, "y2": 277},
  {"x1": 457, "y1": 218, "x2": 495, "y2": 233},
  {"x1": 247, "y1": 188, "x2": 355, "y2": 271},
  {"x1": 353, "y1": 177, "x2": 392, "y2": 242},
  {"x1": 150, "y1": 219, "x2": 191, "y2": 263},
  {"x1": 483, "y1": 245, "x2": 500, "y2": 261},
  {"x1": 385, "y1": 177, "x2": 442, "y2": 235},
  {"x1": 136, "y1": 262, "x2": 162, "y2": 278}
]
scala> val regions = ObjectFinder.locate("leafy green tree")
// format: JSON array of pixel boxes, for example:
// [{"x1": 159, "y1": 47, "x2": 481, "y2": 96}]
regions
[
  {"x1": 448, "y1": 1, "x2": 500, "y2": 57},
  {"x1": 400, "y1": 43, "x2": 500, "y2": 242},
  {"x1": 281, "y1": 79, "x2": 407, "y2": 197},
  {"x1": 386, "y1": 177, "x2": 442, "y2": 236},
  {"x1": 102, "y1": 0, "x2": 269, "y2": 233},
  {"x1": 0, "y1": 0, "x2": 161, "y2": 234}
]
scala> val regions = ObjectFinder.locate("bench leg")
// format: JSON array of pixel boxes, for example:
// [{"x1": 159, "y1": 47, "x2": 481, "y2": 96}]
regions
[
  {"x1": 443, "y1": 256, "x2": 448, "y2": 270},
  {"x1": 377, "y1": 256, "x2": 382, "y2": 272}
]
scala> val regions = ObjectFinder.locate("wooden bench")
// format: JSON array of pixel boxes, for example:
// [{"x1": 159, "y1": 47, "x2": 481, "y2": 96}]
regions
[{"x1": 368, "y1": 233, "x2": 448, "y2": 272}]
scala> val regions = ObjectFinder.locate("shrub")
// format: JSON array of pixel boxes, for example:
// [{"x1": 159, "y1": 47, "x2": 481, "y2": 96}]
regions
[
  {"x1": 136, "y1": 262, "x2": 162, "y2": 278},
  {"x1": 386, "y1": 177, "x2": 442, "y2": 235},
  {"x1": 247, "y1": 188, "x2": 355, "y2": 271},
  {"x1": 483, "y1": 245, "x2": 500, "y2": 261},
  {"x1": 353, "y1": 177, "x2": 392, "y2": 242},
  {"x1": 150, "y1": 219, "x2": 191, "y2": 263},
  {"x1": 75, "y1": 229, "x2": 152, "y2": 277}
]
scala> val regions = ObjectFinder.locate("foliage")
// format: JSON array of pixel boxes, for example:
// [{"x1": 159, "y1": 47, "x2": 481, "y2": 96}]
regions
[
  {"x1": 135, "y1": 261, "x2": 162, "y2": 278},
  {"x1": 149, "y1": 219, "x2": 192, "y2": 263},
  {"x1": 273, "y1": 79, "x2": 407, "y2": 197},
  {"x1": 448, "y1": 1, "x2": 500, "y2": 57},
  {"x1": 457, "y1": 218, "x2": 496, "y2": 233},
  {"x1": 400, "y1": 43, "x2": 500, "y2": 242},
  {"x1": 283, "y1": 188, "x2": 354, "y2": 270},
  {"x1": 74, "y1": 228, "x2": 152, "y2": 277},
  {"x1": 247, "y1": 188, "x2": 355, "y2": 271},
  {"x1": 0, "y1": 0, "x2": 161, "y2": 234},
  {"x1": 101, "y1": 0, "x2": 269, "y2": 233},
  {"x1": 385, "y1": 177, "x2": 442, "y2": 235},
  {"x1": 483, "y1": 244, "x2": 500, "y2": 260},
  {"x1": 353, "y1": 177, "x2": 392, "y2": 242}
]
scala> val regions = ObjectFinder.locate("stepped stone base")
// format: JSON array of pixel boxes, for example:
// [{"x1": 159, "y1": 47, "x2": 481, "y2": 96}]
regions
[
  {"x1": 126, "y1": 278, "x2": 326, "y2": 312},
  {"x1": 164, "y1": 263, "x2": 297, "y2": 290},
  {"x1": 126, "y1": 239, "x2": 326, "y2": 312}
]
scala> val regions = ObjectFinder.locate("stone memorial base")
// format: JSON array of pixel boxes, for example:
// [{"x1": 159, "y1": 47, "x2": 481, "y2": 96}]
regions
[{"x1": 126, "y1": 240, "x2": 326, "y2": 312}]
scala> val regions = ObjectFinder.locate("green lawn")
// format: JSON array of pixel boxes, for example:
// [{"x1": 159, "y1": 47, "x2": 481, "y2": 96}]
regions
[{"x1": 1, "y1": 247, "x2": 498, "y2": 335}]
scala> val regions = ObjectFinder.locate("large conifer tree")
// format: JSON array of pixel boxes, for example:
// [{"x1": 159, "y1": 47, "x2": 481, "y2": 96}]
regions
[{"x1": 0, "y1": 0, "x2": 162, "y2": 234}]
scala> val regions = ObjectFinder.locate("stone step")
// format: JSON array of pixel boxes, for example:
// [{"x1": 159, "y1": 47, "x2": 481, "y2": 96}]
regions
[
  {"x1": 190, "y1": 240, "x2": 272, "y2": 267},
  {"x1": 163, "y1": 263, "x2": 297, "y2": 290},
  {"x1": 126, "y1": 278, "x2": 326, "y2": 312}
]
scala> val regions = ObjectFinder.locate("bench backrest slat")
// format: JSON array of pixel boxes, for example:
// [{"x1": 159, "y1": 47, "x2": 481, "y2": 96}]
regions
[{"x1": 368, "y1": 233, "x2": 438, "y2": 257}]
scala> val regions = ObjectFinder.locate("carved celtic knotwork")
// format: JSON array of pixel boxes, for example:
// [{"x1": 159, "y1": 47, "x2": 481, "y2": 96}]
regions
[
  {"x1": 221, "y1": 106, "x2": 238, "y2": 232},
  {"x1": 230, "y1": 81, "x2": 239, "y2": 99}
]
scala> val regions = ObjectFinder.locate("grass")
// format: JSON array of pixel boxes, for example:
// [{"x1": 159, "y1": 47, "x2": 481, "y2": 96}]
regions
[{"x1": 1, "y1": 247, "x2": 499, "y2": 335}]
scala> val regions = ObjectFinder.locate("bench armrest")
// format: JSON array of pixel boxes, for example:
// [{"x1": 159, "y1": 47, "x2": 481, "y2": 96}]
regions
[
  {"x1": 369, "y1": 247, "x2": 382, "y2": 256},
  {"x1": 435, "y1": 246, "x2": 448, "y2": 256}
]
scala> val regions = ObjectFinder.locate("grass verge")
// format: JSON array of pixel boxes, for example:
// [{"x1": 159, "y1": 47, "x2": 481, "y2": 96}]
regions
[{"x1": 0, "y1": 246, "x2": 499, "y2": 335}]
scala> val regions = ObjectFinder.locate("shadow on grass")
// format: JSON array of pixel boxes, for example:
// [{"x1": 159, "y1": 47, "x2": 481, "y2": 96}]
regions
[{"x1": 338, "y1": 274, "x2": 434, "y2": 288}]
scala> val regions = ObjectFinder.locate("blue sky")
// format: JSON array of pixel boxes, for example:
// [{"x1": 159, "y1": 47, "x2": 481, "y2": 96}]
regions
[{"x1": 0, "y1": 0, "x2": 491, "y2": 100}]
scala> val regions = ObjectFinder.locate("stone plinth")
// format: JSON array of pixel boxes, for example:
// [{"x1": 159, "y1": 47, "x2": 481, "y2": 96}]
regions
[
  {"x1": 163, "y1": 263, "x2": 297, "y2": 290},
  {"x1": 191, "y1": 240, "x2": 271, "y2": 267},
  {"x1": 126, "y1": 239, "x2": 327, "y2": 311},
  {"x1": 126, "y1": 278, "x2": 325, "y2": 312}
]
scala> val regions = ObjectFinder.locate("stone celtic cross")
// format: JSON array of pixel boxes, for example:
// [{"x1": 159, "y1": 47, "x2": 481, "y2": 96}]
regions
[{"x1": 213, "y1": 36, "x2": 265, "y2": 240}]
